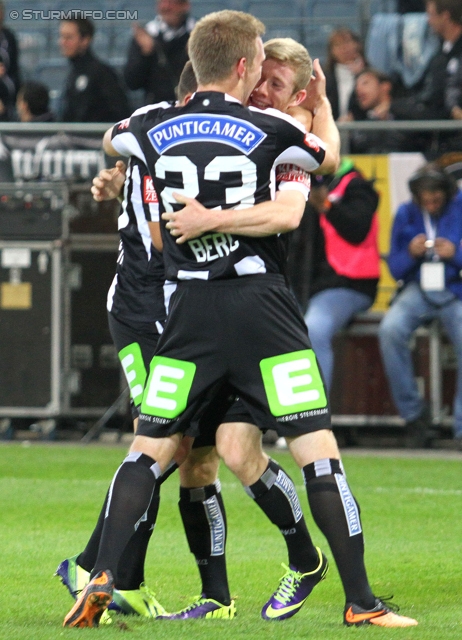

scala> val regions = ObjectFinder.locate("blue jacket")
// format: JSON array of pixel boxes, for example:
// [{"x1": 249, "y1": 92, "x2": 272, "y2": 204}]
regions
[{"x1": 388, "y1": 191, "x2": 462, "y2": 300}]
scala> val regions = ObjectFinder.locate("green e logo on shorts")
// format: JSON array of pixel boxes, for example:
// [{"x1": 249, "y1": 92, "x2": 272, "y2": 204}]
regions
[
  {"x1": 260, "y1": 349, "x2": 327, "y2": 417},
  {"x1": 141, "y1": 355, "x2": 196, "y2": 419},
  {"x1": 119, "y1": 342, "x2": 146, "y2": 407}
]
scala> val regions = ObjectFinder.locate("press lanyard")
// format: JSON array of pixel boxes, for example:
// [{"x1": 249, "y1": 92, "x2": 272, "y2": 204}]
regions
[
  {"x1": 421, "y1": 211, "x2": 444, "y2": 290},
  {"x1": 422, "y1": 211, "x2": 439, "y2": 260}
]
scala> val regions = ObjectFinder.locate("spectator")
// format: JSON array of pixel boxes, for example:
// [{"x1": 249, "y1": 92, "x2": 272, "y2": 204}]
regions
[
  {"x1": 378, "y1": 164, "x2": 462, "y2": 448},
  {"x1": 288, "y1": 158, "x2": 380, "y2": 393},
  {"x1": 0, "y1": 1, "x2": 20, "y2": 94},
  {"x1": 325, "y1": 28, "x2": 366, "y2": 121},
  {"x1": 389, "y1": 0, "x2": 462, "y2": 122},
  {"x1": 124, "y1": 0, "x2": 195, "y2": 105},
  {"x1": 0, "y1": 50, "x2": 15, "y2": 120},
  {"x1": 59, "y1": 18, "x2": 130, "y2": 122},
  {"x1": 16, "y1": 81, "x2": 55, "y2": 122},
  {"x1": 345, "y1": 68, "x2": 409, "y2": 152}
]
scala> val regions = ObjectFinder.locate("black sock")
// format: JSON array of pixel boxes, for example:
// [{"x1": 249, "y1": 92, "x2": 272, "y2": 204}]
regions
[
  {"x1": 303, "y1": 458, "x2": 375, "y2": 608},
  {"x1": 178, "y1": 481, "x2": 230, "y2": 605},
  {"x1": 115, "y1": 488, "x2": 160, "y2": 590},
  {"x1": 116, "y1": 462, "x2": 177, "y2": 589},
  {"x1": 77, "y1": 461, "x2": 176, "y2": 586},
  {"x1": 245, "y1": 459, "x2": 319, "y2": 572},
  {"x1": 91, "y1": 452, "x2": 161, "y2": 582},
  {"x1": 77, "y1": 491, "x2": 109, "y2": 573}
]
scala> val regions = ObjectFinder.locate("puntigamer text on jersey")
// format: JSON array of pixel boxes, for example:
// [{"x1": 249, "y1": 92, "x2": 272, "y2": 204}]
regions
[{"x1": 148, "y1": 114, "x2": 267, "y2": 155}]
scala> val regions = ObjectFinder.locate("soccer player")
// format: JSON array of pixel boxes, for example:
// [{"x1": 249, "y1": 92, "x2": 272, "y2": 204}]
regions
[
  {"x1": 56, "y1": 65, "x2": 197, "y2": 621},
  {"x1": 59, "y1": 61, "x2": 316, "y2": 623},
  {"x1": 63, "y1": 11, "x2": 416, "y2": 629},
  {"x1": 164, "y1": 36, "x2": 418, "y2": 628}
]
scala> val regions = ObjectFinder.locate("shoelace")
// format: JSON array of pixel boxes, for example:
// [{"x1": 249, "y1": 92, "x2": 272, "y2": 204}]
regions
[
  {"x1": 139, "y1": 583, "x2": 158, "y2": 601},
  {"x1": 178, "y1": 596, "x2": 207, "y2": 613},
  {"x1": 273, "y1": 564, "x2": 302, "y2": 605},
  {"x1": 375, "y1": 595, "x2": 399, "y2": 613}
]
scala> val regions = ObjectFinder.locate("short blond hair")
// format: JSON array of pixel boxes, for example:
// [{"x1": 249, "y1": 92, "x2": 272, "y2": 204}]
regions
[
  {"x1": 188, "y1": 10, "x2": 265, "y2": 85},
  {"x1": 263, "y1": 38, "x2": 312, "y2": 93}
]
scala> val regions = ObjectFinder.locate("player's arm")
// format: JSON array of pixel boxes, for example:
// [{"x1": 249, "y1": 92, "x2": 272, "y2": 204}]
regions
[
  {"x1": 163, "y1": 189, "x2": 306, "y2": 243},
  {"x1": 301, "y1": 59, "x2": 340, "y2": 175},
  {"x1": 148, "y1": 221, "x2": 163, "y2": 251},
  {"x1": 103, "y1": 127, "x2": 121, "y2": 157}
]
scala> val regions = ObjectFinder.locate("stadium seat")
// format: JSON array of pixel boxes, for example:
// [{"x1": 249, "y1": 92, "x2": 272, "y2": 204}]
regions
[
  {"x1": 308, "y1": 0, "x2": 361, "y2": 25},
  {"x1": 243, "y1": 0, "x2": 302, "y2": 20},
  {"x1": 91, "y1": 29, "x2": 111, "y2": 60},
  {"x1": 33, "y1": 57, "x2": 68, "y2": 115},
  {"x1": 303, "y1": 24, "x2": 334, "y2": 65},
  {"x1": 33, "y1": 57, "x2": 68, "y2": 91},
  {"x1": 191, "y1": 1, "x2": 232, "y2": 19},
  {"x1": 108, "y1": 23, "x2": 133, "y2": 59},
  {"x1": 16, "y1": 28, "x2": 49, "y2": 77},
  {"x1": 368, "y1": 0, "x2": 398, "y2": 14}
]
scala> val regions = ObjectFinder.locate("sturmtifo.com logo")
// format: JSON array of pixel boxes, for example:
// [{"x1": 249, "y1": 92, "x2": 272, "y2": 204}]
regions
[{"x1": 10, "y1": 9, "x2": 138, "y2": 20}]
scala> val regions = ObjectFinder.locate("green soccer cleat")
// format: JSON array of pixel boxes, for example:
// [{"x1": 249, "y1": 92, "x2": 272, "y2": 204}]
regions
[
  {"x1": 158, "y1": 596, "x2": 236, "y2": 619},
  {"x1": 112, "y1": 583, "x2": 167, "y2": 618},
  {"x1": 55, "y1": 553, "x2": 90, "y2": 599}
]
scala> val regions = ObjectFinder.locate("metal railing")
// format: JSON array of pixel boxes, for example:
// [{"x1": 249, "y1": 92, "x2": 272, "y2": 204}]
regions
[{"x1": 0, "y1": 118, "x2": 461, "y2": 148}]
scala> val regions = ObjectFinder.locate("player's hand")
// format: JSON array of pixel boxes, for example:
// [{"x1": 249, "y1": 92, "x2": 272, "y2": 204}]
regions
[
  {"x1": 162, "y1": 193, "x2": 215, "y2": 243},
  {"x1": 133, "y1": 23, "x2": 155, "y2": 55},
  {"x1": 302, "y1": 58, "x2": 327, "y2": 115},
  {"x1": 434, "y1": 237, "x2": 456, "y2": 260},
  {"x1": 91, "y1": 160, "x2": 126, "y2": 202},
  {"x1": 408, "y1": 233, "x2": 428, "y2": 258}
]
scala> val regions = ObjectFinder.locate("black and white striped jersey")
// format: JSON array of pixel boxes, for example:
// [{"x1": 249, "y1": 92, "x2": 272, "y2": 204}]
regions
[
  {"x1": 106, "y1": 155, "x2": 166, "y2": 327},
  {"x1": 111, "y1": 91, "x2": 325, "y2": 282}
]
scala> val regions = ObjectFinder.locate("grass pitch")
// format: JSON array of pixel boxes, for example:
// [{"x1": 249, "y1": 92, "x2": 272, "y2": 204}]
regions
[{"x1": 1, "y1": 442, "x2": 461, "y2": 639}]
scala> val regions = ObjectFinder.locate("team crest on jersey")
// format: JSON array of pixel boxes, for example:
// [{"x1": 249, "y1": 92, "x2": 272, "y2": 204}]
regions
[
  {"x1": 304, "y1": 133, "x2": 320, "y2": 153},
  {"x1": 143, "y1": 176, "x2": 158, "y2": 203},
  {"x1": 148, "y1": 114, "x2": 266, "y2": 155}
]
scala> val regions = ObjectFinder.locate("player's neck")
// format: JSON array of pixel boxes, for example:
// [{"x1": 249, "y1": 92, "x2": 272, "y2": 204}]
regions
[{"x1": 197, "y1": 83, "x2": 244, "y2": 104}]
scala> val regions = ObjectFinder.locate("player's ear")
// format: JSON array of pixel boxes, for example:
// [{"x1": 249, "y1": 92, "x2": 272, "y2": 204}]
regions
[
  {"x1": 289, "y1": 89, "x2": 307, "y2": 108},
  {"x1": 237, "y1": 57, "x2": 247, "y2": 79}
]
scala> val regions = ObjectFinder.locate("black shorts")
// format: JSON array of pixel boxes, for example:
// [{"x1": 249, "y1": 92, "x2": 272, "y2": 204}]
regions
[
  {"x1": 137, "y1": 274, "x2": 331, "y2": 439},
  {"x1": 108, "y1": 312, "x2": 161, "y2": 417},
  {"x1": 109, "y1": 312, "x2": 253, "y2": 434}
]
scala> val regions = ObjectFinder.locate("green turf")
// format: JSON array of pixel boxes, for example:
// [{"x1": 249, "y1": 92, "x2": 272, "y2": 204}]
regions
[{"x1": 1, "y1": 442, "x2": 461, "y2": 639}]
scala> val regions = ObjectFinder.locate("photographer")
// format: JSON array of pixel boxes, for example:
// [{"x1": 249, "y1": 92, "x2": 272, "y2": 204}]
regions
[{"x1": 378, "y1": 165, "x2": 462, "y2": 447}]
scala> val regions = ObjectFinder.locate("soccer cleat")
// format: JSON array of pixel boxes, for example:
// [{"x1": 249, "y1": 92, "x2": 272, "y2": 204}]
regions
[
  {"x1": 63, "y1": 570, "x2": 114, "y2": 628},
  {"x1": 158, "y1": 596, "x2": 236, "y2": 620},
  {"x1": 99, "y1": 609, "x2": 114, "y2": 625},
  {"x1": 344, "y1": 597, "x2": 418, "y2": 627},
  {"x1": 112, "y1": 583, "x2": 167, "y2": 618},
  {"x1": 261, "y1": 547, "x2": 328, "y2": 621},
  {"x1": 55, "y1": 554, "x2": 90, "y2": 599}
]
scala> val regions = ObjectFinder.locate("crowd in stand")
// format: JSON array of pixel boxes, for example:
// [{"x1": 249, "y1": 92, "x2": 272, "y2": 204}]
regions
[
  {"x1": 0, "y1": 0, "x2": 455, "y2": 136},
  {"x1": 3, "y1": 0, "x2": 462, "y2": 446},
  {"x1": 0, "y1": 0, "x2": 460, "y2": 152}
]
